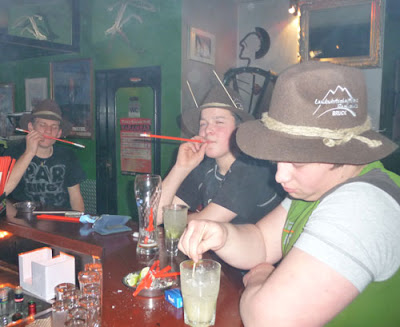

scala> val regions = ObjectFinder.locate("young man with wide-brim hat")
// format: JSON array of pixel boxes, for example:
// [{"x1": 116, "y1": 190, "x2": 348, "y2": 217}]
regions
[
  {"x1": 4, "y1": 99, "x2": 86, "y2": 211},
  {"x1": 157, "y1": 83, "x2": 284, "y2": 226},
  {"x1": 178, "y1": 61, "x2": 400, "y2": 326}
]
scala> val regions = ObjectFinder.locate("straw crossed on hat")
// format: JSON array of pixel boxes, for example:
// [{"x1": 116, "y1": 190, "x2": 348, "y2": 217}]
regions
[
  {"x1": 182, "y1": 76, "x2": 254, "y2": 135},
  {"x1": 19, "y1": 99, "x2": 73, "y2": 137},
  {"x1": 236, "y1": 61, "x2": 398, "y2": 164}
]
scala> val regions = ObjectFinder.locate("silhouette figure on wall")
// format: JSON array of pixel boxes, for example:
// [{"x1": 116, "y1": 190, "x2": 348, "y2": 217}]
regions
[
  {"x1": 224, "y1": 27, "x2": 275, "y2": 119},
  {"x1": 239, "y1": 27, "x2": 270, "y2": 67}
]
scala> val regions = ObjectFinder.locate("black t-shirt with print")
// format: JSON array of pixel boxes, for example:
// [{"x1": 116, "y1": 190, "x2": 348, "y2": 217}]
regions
[
  {"x1": 176, "y1": 155, "x2": 284, "y2": 224},
  {"x1": 4, "y1": 141, "x2": 86, "y2": 209}
]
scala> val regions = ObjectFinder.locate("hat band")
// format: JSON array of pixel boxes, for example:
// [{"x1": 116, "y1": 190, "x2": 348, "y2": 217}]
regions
[
  {"x1": 33, "y1": 111, "x2": 62, "y2": 121},
  {"x1": 261, "y1": 113, "x2": 382, "y2": 148}
]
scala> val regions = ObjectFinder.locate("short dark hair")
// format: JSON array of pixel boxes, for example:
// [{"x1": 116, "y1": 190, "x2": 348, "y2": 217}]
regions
[{"x1": 231, "y1": 112, "x2": 243, "y2": 126}]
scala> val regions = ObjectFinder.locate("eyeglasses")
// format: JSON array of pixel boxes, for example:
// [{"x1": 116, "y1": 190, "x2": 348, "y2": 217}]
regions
[{"x1": 34, "y1": 121, "x2": 60, "y2": 132}]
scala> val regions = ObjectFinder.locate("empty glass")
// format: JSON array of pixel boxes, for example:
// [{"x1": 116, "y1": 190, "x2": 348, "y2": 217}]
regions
[
  {"x1": 83, "y1": 283, "x2": 101, "y2": 299},
  {"x1": 135, "y1": 174, "x2": 162, "y2": 255},
  {"x1": 55, "y1": 283, "x2": 76, "y2": 301},
  {"x1": 52, "y1": 300, "x2": 68, "y2": 327},
  {"x1": 67, "y1": 306, "x2": 88, "y2": 321},
  {"x1": 78, "y1": 270, "x2": 100, "y2": 290},
  {"x1": 79, "y1": 295, "x2": 101, "y2": 327},
  {"x1": 64, "y1": 318, "x2": 86, "y2": 326}
]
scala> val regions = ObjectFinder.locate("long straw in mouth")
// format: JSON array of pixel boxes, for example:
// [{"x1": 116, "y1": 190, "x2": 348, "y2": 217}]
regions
[
  {"x1": 140, "y1": 133, "x2": 204, "y2": 143},
  {"x1": 15, "y1": 128, "x2": 85, "y2": 148}
]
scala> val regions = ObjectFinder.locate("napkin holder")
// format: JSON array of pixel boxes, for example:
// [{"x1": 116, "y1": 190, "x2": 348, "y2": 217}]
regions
[
  {"x1": 19, "y1": 247, "x2": 75, "y2": 301},
  {"x1": 92, "y1": 214, "x2": 132, "y2": 235}
]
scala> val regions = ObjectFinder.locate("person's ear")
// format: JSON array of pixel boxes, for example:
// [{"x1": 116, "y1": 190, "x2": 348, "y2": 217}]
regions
[
  {"x1": 28, "y1": 122, "x2": 34, "y2": 132},
  {"x1": 56, "y1": 129, "x2": 62, "y2": 138}
]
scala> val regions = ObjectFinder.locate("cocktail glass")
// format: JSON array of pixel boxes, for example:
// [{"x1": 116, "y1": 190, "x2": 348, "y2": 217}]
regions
[
  {"x1": 163, "y1": 204, "x2": 188, "y2": 255},
  {"x1": 135, "y1": 174, "x2": 162, "y2": 255},
  {"x1": 180, "y1": 259, "x2": 221, "y2": 327}
]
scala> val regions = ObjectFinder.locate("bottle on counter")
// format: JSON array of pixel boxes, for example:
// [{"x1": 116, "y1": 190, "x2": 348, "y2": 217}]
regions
[
  {"x1": 28, "y1": 301, "x2": 36, "y2": 316},
  {"x1": 11, "y1": 286, "x2": 24, "y2": 322},
  {"x1": 0, "y1": 287, "x2": 9, "y2": 326}
]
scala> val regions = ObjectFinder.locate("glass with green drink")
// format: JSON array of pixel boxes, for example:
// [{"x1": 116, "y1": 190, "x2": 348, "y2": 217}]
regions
[{"x1": 163, "y1": 204, "x2": 188, "y2": 255}]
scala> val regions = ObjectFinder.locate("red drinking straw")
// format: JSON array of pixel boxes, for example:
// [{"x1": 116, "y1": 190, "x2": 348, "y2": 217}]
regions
[
  {"x1": 140, "y1": 133, "x2": 204, "y2": 143},
  {"x1": 36, "y1": 214, "x2": 80, "y2": 223},
  {"x1": 16, "y1": 128, "x2": 85, "y2": 148}
]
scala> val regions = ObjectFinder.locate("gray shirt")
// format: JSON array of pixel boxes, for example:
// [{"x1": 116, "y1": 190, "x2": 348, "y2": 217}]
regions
[{"x1": 283, "y1": 182, "x2": 400, "y2": 292}]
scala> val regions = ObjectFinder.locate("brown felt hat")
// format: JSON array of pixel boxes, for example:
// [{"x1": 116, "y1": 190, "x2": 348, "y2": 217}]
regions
[
  {"x1": 236, "y1": 61, "x2": 398, "y2": 164},
  {"x1": 182, "y1": 85, "x2": 254, "y2": 135},
  {"x1": 20, "y1": 99, "x2": 73, "y2": 137}
]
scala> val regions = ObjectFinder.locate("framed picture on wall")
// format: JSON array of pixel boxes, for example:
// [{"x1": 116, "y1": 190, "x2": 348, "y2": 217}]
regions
[
  {"x1": 0, "y1": 83, "x2": 15, "y2": 138},
  {"x1": 25, "y1": 78, "x2": 48, "y2": 112},
  {"x1": 189, "y1": 27, "x2": 215, "y2": 65},
  {"x1": 50, "y1": 58, "x2": 93, "y2": 138}
]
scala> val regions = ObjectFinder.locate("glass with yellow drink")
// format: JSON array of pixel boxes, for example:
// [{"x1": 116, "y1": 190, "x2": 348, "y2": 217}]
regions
[{"x1": 180, "y1": 259, "x2": 221, "y2": 327}]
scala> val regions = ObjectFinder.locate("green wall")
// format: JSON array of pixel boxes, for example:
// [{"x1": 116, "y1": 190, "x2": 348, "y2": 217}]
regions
[{"x1": 0, "y1": 0, "x2": 182, "y2": 213}]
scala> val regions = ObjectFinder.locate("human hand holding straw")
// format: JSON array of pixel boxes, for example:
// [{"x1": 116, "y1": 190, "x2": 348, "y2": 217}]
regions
[
  {"x1": 16, "y1": 128, "x2": 85, "y2": 149},
  {"x1": 179, "y1": 220, "x2": 228, "y2": 263}
]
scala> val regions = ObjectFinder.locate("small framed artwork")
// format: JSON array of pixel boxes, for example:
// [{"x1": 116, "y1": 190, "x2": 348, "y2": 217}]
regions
[
  {"x1": 50, "y1": 58, "x2": 93, "y2": 138},
  {"x1": 0, "y1": 83, "x2": 15, "y2": 138},
  {"x1": 25, "y1": 78, "x2": 48, "y2": 112},
  {"x1": 189, "y1": 27, "x2": 215, "y2": 65}
]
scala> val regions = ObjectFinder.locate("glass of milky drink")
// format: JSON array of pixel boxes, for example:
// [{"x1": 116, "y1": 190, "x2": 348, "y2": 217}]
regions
[
  {"x1": 180, "y1": 259, "x2": 221, "y2": 327},
  {"x1": 163, "y1": 204, "x2": 188, "y2": 255}
]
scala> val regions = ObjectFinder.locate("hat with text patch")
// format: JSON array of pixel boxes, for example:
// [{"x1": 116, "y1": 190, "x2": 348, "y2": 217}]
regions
[
  {"x1": 182, "y1": 81, "x2": 254, "y2": 135},
  {"x1": 20, "y1": 99, "x2": 73, "y2": 137},
  {"x1": 236, "y1": 61, "x2": 398, "y2": 164}
]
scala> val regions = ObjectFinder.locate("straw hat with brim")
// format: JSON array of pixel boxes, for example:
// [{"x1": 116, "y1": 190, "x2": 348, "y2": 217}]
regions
[
  {"x1": 19, "y1": 99, "x2": 73, "y2": 137},
  {"x1": 236, "y1": 61, "x2": 398, "y2": 164},
  {"x1": 182, "y1": 85, "x2": 254, "y2": 135}
]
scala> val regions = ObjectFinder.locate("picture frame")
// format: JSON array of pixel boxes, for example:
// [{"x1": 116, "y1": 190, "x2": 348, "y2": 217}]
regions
[
  {"x1": 299, "y1": 0, "x2": 382, "y2": 68},
  {"x1": 25, "y1": 78, "x2": 48, "y2": 112},
  {"x1": 0, "y1": 83, "x2": 15, "y2": 138},
  {"x1": 189, "y1": 27, "x2": 216, "y2": 65},
  {"x1": 50, "y1": 58, "x2": 93, "y2": 138}
]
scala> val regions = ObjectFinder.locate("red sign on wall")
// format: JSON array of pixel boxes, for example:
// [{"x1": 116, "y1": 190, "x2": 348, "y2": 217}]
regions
[{"x1": 120, "y1": 118, "x2": 152, "y2": 173}]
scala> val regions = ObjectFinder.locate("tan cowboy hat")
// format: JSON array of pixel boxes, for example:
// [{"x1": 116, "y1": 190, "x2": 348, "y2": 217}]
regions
[
  {"x1": 182, "y1": 85, "x2": 254, "y2": 135},
  {"x1": 236, "y1": 61, "x2": 398, "y2": 164},
  {"x1": 19, "y1": 99, "x2": 73, "y2": 137}
]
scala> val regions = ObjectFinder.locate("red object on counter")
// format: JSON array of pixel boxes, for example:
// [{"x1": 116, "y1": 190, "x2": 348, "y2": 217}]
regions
[
  {"x1": 36, "y1": 214, "x2": 80, "y2": 223},
  {"x1": 28, "y1": 301, "x2": 36, "y2": 316}
]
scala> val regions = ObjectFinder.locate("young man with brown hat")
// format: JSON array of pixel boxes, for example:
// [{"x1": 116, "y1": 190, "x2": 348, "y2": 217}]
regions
[
  {"x1": 157, "y1": 84, "x2": 283, "y2": 225},
  {"x1": 179, "y1": 62, "x2": 400, "y2": 326},
  {"x1": 4, "y1": 99, "x2": 86, "y2": 211}
]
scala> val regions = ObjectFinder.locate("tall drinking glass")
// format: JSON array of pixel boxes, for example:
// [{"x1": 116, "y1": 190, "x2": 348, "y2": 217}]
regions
[
  {"x1": 180, "y1": 259, "x2": 221, "y2": 327},
  {"x1": 135, "y1": 174, "x2": 162, "y2": 255},
  {"x1": 163, "y1": 204, "x2": 188, "y2": 255}
]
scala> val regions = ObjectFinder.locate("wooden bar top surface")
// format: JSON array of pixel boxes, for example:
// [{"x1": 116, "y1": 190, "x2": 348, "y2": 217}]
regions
[{"x1": 0, "y1": 201, "x2": 244, "y2": 327}]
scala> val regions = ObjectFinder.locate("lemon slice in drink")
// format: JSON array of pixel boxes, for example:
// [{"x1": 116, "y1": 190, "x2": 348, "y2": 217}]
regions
[
  {"x1": 139, "y1": 266, "x2": 150, "y2": 281},
  {"x1": 126, "y1": 273, "x2": 140, "y2": 287}
]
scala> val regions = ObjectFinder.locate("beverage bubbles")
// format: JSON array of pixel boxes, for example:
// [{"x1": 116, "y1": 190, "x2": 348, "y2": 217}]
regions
[
  {"x1": 180, "y1": 259, "x2": 221, "y2": 327},
  {"x1": 163, "y1": 204, "x2": 188, "y2": 255}
]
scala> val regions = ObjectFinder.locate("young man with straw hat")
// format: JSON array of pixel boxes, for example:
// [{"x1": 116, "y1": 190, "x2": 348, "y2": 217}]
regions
[
  {"x1": 179, "y1": 62, "x2": 400, "y2": 326},
  {"x1": 5, "y1": 99, "x2": 86, "y2": 211},
  {"x1": 157, "y1": 83, "x2": 284, "y2": 225}
]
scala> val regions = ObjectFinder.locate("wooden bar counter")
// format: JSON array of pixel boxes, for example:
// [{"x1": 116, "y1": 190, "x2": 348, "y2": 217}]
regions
[{"x1": 0, "y1": 201, "x2": 244, "y2": 327}]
